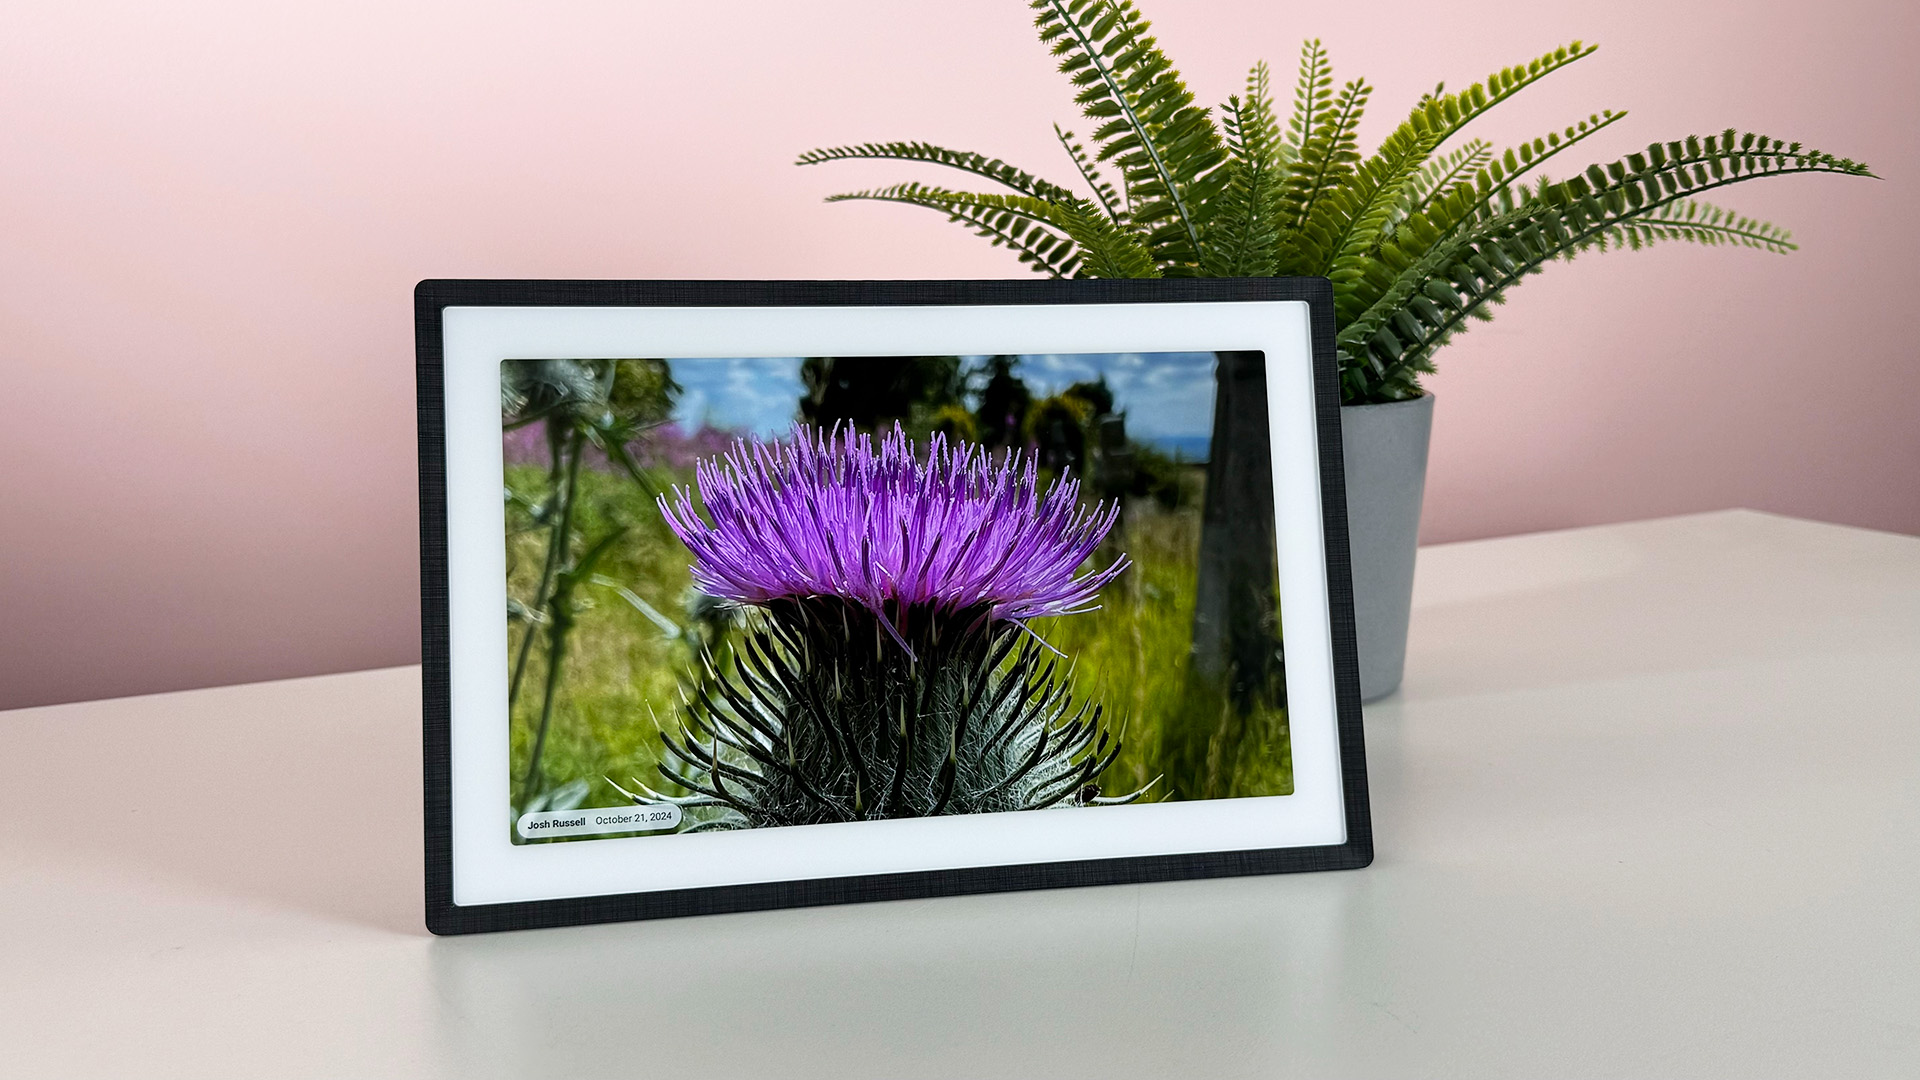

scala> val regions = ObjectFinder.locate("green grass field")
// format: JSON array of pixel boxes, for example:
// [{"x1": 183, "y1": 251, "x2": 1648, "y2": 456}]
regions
[{"x1": 503, "y1": 461, "x2": 1290, "y2": 819}]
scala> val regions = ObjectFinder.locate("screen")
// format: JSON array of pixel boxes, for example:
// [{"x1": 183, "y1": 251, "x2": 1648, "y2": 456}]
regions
[{"x1": 497, "y1": 352, "x2": 1290, "y2": 844}]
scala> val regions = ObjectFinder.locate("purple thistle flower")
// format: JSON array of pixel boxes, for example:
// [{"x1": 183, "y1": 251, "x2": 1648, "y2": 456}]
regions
[{"x1": 658, "y1": 424, "x2": 1129, "y2": 626}]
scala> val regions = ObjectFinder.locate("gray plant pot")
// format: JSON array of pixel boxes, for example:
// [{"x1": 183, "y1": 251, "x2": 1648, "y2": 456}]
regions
[{"x1": 1339, "y1": 393, "x2": 1434, "y2": 701}]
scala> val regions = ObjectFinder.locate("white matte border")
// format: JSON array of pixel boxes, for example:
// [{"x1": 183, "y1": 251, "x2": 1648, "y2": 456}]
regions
[{"x1": 442, "y1": 301, "x2": 1342, "y2": 906}]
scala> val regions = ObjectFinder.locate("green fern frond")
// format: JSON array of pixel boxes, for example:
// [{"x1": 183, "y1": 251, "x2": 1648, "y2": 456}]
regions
[
  {"x1": 1405, "y1": 140, "x2": 1491, "y2": 212},
  {"x1": 800, "y1": 15, "x2": 1873, "y2": 406},
  {"x1": 1202, "y1": 62, "x2": 1284, "y2": 276},
  {"x1": 825, "y1": 182, "x2": 1084, "y2": 278},
  {"x1": 1341, "y1": 133, "x2": 1870, "y2": 399},
  {"x1": 1054, "y1": 124, "x2": 1127, "y2": 223},
  {"x1": 1032, "y1": 0, "x2": 1226, "y2": 270},
  {"x1": 1273, "y1": 76, "x2": 1371, "y2": 269},
  {"x1": 1338, "y1": 111, "x2": 1631, "y2": 323},
  {"x1": 1405, "y1": 111, "x2": 1629, "y2": 242},
  {"x1": 830, "y1": 182, "x2": 1159, "y2": 280},
  {"x1": 1298, "y1": 53, "x2": 1609, "y2": 294},
  {"x1": 1583, "y1": 199, "x2": 1795, "y2": 255},
  {"x1": 1319, "y1": 120, "x2": 1446, "y2": 316},
  {"x1": 1411, "y1": 42, "x2": 1601, "y2": 149},
  {"x1": 795, "y1": 141, "x2": 1078, "y2": 202},
  {"x1": 1045, "y1": 196, "x2": 1162, "y2": 277},
  {"x1": 1283, "y1": 39, "x2": 1333, "y2": 157}
]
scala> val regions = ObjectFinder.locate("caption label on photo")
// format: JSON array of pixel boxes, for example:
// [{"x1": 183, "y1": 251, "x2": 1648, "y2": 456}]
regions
[{"x1": 516, "y1": 804, "x2": 682, "y2": 840}]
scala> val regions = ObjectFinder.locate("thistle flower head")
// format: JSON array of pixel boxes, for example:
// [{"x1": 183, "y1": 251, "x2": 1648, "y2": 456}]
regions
[{"x1": 659, "y1": 424, "x2": 1128, "y2": 624}]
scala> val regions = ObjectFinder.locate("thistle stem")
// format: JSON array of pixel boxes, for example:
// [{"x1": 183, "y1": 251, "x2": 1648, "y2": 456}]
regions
[
  {"x1": 508, "y1": 418, "x2": 570, "y2": 712},
  {"x1": 520, "y1": 425, "x2": 587, "y2": 802}
]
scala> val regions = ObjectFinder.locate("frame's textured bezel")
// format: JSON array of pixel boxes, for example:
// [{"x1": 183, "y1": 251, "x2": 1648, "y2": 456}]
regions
[{"x1": 416, "y1": 278, "x2": 1371, "y2": 935}]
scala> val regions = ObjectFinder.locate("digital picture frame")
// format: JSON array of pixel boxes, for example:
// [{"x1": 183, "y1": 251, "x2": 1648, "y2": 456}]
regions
[{"x1": 416, "y1": 278, "x2": 1370, "y2": 935}]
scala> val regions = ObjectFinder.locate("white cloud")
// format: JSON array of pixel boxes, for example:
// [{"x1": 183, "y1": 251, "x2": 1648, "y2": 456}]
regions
[{"x1": 667, "y1": 357, "x2": 804, "y2": 436}]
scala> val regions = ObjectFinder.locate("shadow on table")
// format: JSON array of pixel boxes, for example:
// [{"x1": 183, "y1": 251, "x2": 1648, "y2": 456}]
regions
[{"x1": 423, "y1": 869, "x2": 1369, "y2": 1079}]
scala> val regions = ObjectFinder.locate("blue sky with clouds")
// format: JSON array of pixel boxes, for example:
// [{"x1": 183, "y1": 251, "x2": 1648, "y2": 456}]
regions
[
  {"x1": 667, "y1": 356, "x2": 806, "y2": 437},
  {"x1": 1012, "y1": 352, "x2": 1216, "y2": 444},
  {"x1": 664, "y1": 353, "x2": 1219, "y2": 452}
]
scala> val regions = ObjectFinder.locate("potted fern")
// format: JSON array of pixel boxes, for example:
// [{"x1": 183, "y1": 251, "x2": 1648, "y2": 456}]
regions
[{"x1": 798, "y1": 0, "x2": 1873, "y2": 700}]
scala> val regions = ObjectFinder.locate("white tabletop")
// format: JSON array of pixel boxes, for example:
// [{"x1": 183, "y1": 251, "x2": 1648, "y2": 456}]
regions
[{"x1": 3, "y1": 510, "x2": 1915, "y2": 1078}]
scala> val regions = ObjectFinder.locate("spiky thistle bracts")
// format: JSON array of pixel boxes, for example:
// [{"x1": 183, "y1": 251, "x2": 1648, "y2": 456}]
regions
[
  {"x1": 657, "y1": 424, "x2": 1129, "y2": 629},
  {"x1": 618, "y1": 598, "x2": 1141, "y2": 828}
]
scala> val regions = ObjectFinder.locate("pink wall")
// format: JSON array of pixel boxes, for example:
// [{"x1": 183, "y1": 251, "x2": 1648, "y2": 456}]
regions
[{"x1": 2, "y1": 1, "x2": 1914, "y2": 710}]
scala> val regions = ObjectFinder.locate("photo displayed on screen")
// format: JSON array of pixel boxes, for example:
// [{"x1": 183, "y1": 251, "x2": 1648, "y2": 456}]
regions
[{"x1": 500, "y1": 352, "x2": 1289, "y2": 843}]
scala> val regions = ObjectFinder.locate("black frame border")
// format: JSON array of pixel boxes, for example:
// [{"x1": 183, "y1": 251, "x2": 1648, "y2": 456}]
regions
[{"x1": 416, "y1": 278, "x2": 1371, "y2": 935}]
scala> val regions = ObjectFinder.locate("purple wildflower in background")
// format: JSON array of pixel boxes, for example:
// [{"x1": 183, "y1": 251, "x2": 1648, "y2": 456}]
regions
[
  {"x1": 639, "y1": 423, "x2": 740, "y2": 471},
  {"x1": 658, "y1": 424, "x2": 1129, "y2": 625},
  {"x1": 504, "y1": 420, "x2": 742, "y2": 471},
  {"x1": 501, "y1": 422, "x2": 548, "y2": 466}
]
